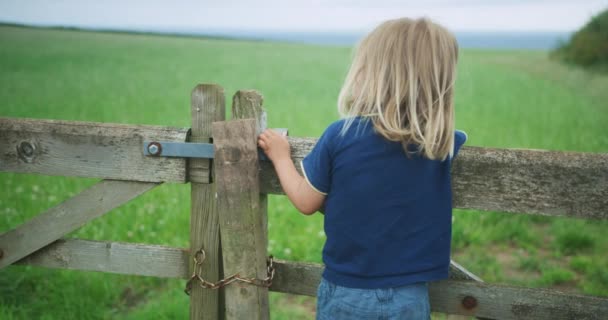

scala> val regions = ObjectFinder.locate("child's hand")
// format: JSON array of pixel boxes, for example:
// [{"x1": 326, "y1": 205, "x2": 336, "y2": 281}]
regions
[{"x1": 258, "y1": 129, "x2": 290, "y2": 163}]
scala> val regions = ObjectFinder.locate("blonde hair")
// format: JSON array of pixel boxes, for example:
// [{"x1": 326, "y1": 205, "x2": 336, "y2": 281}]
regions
[{"x1": 338, "y1": 17, "x2": 459, "y2": 160}]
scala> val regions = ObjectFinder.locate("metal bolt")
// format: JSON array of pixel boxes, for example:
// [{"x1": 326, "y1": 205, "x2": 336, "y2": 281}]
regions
[
  {"x1": 19, "y1": 141, "x2": 35, "y2": 157},
  {"x1": 17, "y1": 141, "x2": 37, "y2": 163},
  {"x1": 462, "y1": 295, "x2": 477, "y2": 310},
  {"x1": 147, "y1": 143, "x2": 161, "y2": 156},
  {"x1": 148, "y1": 144, "x2": 158, "y2": 154}
]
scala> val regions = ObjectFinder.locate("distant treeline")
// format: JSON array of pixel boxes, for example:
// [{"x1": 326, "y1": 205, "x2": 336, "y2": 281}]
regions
[
  {"x1": 0, "y1": 21, "x2": 258, "y2": 43},
  {"x1": 553, "y1": 8, "x2": 608, "y2": 70}
]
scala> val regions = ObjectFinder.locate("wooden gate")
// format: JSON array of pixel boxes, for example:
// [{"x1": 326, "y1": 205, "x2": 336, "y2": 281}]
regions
[{"x1": 1, "y1": 84, "x2": 607, "y2": 319}]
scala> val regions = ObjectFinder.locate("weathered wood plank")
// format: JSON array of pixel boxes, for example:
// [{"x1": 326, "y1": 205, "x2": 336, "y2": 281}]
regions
[
  {"x1": 16, "y1": 242, "x2": 607, "y2": 319},
  {"x1": 188, "y1": 84, "x2": 226, "y2": 320},
  {"x1": 446, "y1": 263, "x2": 485, "y2": 320},
  {"x1": 0, "y1": 117, "x2": 189, "y2": 183},
  {"x1": 3, "y1": 116, "x2": 605, "y2": 218},
  {"x1": 452, "y1": 146, "x2": 608, "y2": 219},
  {"x1": 270, "y1": 258, "x2": 320, "y2": 296},
  {"x1": 232, "y1": 89, "x2": 269, "y2": 283},
  {"x1": 15, "y1": 241, "x2": 479, "y2": 285},
  {"x1": 428, "y1": 280, "x2": 608, "y2": 320},
  {"x1": 17, "y1": 238, "x2": 189, "y2": 278},
  {"x1": 270, "y1": 260, "x2": 607, "y2": 320},
  {"x1": 0, "y1": 180, "x2": 157, "y2": 268},
  {"x1": 261, "y1": 139, "x2": 608, "y2": 219},
  {"x1": 232, "y1": 90, "x2": 266, "y2": 132},
  {"x1": 213, "y1": 119, "x2": 270, "y2": 320},
  {"x1": 269, "y1": 259, "x2": 483, "y2": 297}
]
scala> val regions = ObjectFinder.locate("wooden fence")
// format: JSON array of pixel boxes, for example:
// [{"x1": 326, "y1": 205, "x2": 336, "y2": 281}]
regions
[{"x1": 1, "y1": 83, "x2": 607, "y2": 319}]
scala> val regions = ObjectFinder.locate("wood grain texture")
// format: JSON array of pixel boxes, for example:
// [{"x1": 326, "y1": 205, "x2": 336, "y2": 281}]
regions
[
  {"x1": 213, "y1": 119, "x2": 269, "y2": 320},
  {"x1": 232, "y1": 89, "x2": 269, "y2": 277},
  {"x1": 269, "y1": 259, "x2": 484, "y2": 296},
  {"x1": 261, "y1": 139, "x2": 608, "y2": 219},
  {"x1": 232, "y1": 90, "x2": 266, "y2": 135},
  {"x1": 269, "y1": 260, "x2": 607, "y2": 320},
  {"x1": 16, "y1": 242, "x2": 607, "y2": 319},
  {"x1": 3, "y1": 116, "x2": 604, "y2": 218},
  {"x1": 188, "y1": 84, "x2": 226, "y2": 320},
  {"x1": 0, "y1": 117, "x2": 189, "y2": 182},
  {"x1": 189, "y1": 84, "x2": 226, "y2": 184},
  {"x1": 0, "y1": 180, "x2": 157, "y2": 268},
  {"x1": 17, "y1": 238, "x2": 189, "y2": 278},
  {"x1": 15, "y1": 242, "x2": 480, "y2": 287},
  {"x1": 444, "y1": 261, "x2": 485, "y2": 320},
  {"x1": 428, "y1": 279, "x2": 608, "y2": 320}
]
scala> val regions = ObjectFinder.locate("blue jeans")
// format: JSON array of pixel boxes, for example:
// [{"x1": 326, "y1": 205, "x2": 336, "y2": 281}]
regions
[{"x1": 316, "y1": 278, "x2": 431, "y2": 320}]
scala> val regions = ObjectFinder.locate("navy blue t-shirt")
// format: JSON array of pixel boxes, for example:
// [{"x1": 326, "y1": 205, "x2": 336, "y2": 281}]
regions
[{"x1": 301, "y1": 117, "x2": 467, "y2": 289}]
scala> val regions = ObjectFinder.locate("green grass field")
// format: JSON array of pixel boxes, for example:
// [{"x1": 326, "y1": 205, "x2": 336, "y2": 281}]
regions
[{"x1": 1, "y1": 25, "x2": 607, "y2": 319}]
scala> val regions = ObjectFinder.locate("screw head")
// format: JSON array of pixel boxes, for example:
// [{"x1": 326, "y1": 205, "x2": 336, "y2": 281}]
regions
[
  {"x1": 147, "y1": 143, "x2": 162, "y2": 156},
  {"x1": 462, "y1": 295, "x2": 477, "y2": 310},
  {"x1": 20, "y1": 142, "x2": 34, "y2": 156},
  {"x1": 17, "y1": 141, "x2": 37, "y2": 163}
]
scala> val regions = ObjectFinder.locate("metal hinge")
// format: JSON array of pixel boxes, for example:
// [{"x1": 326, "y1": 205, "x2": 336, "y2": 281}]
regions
[
  {"x1": 144, "y1": 141, "x2": 215, "y2": 158},
  {"x1": 143, "y1": 128, "x2": 287, "y2": 159}
]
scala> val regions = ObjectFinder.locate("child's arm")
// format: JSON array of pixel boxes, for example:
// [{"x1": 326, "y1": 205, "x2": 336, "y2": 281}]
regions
[{"x1": 258, "y1": 129, "x2": 325, "y2": 215}]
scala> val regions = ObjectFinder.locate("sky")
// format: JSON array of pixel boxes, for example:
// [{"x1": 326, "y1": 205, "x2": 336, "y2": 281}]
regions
[{"x1": 0, "y1": 0, "x2": 606, "y2": 33}]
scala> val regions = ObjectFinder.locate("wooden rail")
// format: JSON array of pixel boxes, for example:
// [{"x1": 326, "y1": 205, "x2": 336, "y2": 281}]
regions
[
  {"x1": 0, "y1": 180, "x2": 158, "y2": 268},
  {"x1": 264, "y1": 138, "x2": 608, "y2": 219},
  {"x1": 18, "y1": 238, "x2": 608, "y2": 320},
  {"x1": 2, "y1": 117, "x2": 607, "y2": 218},
  {"x1": 0, "y1": 118, "x2": 189, "y2": 183},
  {"x1": 16, "y1": 239, "x2": 477, "y2": 283},
  {"x1": 17, "y1": 238, "x2": 190, "y2": 278}
]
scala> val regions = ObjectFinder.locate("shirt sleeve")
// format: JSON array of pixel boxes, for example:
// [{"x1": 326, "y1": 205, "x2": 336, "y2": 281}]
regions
[
  {"x1": 453, "y1": 130, "x2": 468, "y2": 158},
  {"x1": 301, "y1": 123, "x2": 338, "y2": 195}
]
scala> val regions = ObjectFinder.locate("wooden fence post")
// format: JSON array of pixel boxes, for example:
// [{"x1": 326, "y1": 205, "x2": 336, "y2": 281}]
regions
[
  {"x1": 213, "y1": 118, "x2": 270, "y2": 320},
  {"x1": 189, "y1": 84, "x2": 226, "y2": 320},
  {"x1": 232, "y1": 90, "x2": 268, "y2": 260}
]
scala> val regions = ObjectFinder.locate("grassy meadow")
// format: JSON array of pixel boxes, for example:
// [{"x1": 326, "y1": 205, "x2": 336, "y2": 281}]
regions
[{"x1": 1, "y1": 25, "x2": 607, "y2": 319}]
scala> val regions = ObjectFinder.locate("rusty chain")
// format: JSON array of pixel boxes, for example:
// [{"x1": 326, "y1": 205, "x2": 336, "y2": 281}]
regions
[{"x1": 185, "y1": 248, "x2": 275, "y2": 295}]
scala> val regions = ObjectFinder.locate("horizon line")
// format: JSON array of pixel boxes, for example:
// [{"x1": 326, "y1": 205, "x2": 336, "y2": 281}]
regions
[{"x1": 0, "y1": 20, "x2": 576, "y2": 34}]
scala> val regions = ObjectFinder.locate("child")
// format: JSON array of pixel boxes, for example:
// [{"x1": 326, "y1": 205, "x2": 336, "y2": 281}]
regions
[{"x1": 258, "y1": 17, "x2": 466, "y2": 319}]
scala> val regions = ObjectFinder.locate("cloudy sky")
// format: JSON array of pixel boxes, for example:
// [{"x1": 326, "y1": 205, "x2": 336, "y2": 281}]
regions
[{"x1": 0, "y1": 0, "x2": 606, "y2": 32}]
